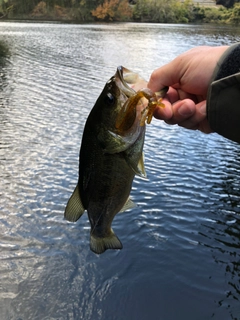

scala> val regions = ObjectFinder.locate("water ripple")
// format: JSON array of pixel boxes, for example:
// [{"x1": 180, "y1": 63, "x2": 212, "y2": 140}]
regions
[{"x1": 1, "y1": 22, "x2": 240, "y2": 320}]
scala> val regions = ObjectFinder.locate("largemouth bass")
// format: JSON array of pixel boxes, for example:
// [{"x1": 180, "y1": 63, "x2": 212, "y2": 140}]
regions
[{"x1": 64, "y1": 66, "x2": 167, "y2": 254}]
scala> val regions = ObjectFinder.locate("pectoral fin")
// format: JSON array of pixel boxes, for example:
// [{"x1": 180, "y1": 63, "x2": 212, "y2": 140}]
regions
[
  {"x1": 120, "y1": 197, "x2": 136, "y2": 212},
  {"x1": 97, "y1": 128, "x2": 140, "y2": 154},
  {"x1": 124, "y1": 151, "x2": 147, "y2": 178},
  {"x1": 64, "y1": 184, "x2": 85, "y2": 222},
  {"x1": 102, "y1": 131, "x2": 130, "y2": 153},
  {"x1": 136, "y1": 152, "x2": 147, "y2": 178}
]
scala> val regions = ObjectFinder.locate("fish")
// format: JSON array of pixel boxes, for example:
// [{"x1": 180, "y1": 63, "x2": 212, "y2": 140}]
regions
[{"x1": 64, "y1": 66, "x2": 168, "y2": 254}]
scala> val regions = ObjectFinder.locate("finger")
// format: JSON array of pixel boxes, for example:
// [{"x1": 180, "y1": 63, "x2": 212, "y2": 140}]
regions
[
  {"x1": 159, "y1": 86, "x2": 199, "y2": 105},
  {"x1": 148, "y1": 61, "x2": 182, "y2": 93},
  {"x1": 153, "y1": 99, "x2": 173, "y2": 121},
  {"x1": 164, "y1": 99, "x2": 196, "y2": 125},
  {"x1": 177, "y1": 100, "x2": 212, "y2": 133},
  {"x1": 178, "y1": 100, "x2": 206, "y2": 129},
  {"x1": 165, "y1": 87, "x2": 179, "y2": 104},
  {"x1": 173, "y1": 89, "x2": 199, "y2": 103}
]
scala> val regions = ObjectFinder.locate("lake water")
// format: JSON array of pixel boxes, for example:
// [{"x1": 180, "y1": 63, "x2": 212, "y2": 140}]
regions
[{"x1": 0, "y1": 22, "x2": 240, "y2": 320}]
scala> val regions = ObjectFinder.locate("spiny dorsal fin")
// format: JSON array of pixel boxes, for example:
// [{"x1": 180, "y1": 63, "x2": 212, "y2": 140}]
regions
[{"x1": 64, "y1": 184, "x2": 85, "y2": 222}]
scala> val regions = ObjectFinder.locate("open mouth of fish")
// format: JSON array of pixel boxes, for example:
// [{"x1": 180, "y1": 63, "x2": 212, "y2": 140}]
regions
[
  {"x1": 114, "y1": 66, "x2": 168, "y2": 129},
  {"x1": 115, "y1": 66, "x2": 141, "y2": 98}
]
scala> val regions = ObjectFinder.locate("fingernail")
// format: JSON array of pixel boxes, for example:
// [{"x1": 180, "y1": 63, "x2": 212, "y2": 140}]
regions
[{"x1": 178, "y1": 103, "x2": 194, "y2": 116}]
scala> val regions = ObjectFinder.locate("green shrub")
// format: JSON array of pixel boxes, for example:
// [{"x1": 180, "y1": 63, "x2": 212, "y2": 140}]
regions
[{"x1": 228, "y1": 2, "x2": 240, "y2": 23}]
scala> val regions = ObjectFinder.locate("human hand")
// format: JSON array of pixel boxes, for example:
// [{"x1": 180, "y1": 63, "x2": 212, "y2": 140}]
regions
[{"x1": 148, "y1": 46, "x2": 229, "y2": 133}]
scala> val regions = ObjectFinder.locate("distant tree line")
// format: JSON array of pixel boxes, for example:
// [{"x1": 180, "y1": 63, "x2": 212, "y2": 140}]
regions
[
  {"x1": 0, "y1": 0, "x2": 240, "y2": 23},
  {"x1": 132, "y1": 0, "x2": 240, "y2": 23}
]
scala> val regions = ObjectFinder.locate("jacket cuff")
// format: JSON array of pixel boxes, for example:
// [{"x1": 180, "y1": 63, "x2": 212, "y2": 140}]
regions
[{"x1": 207, "y1": 43, "x2": 240, "y2": 143}]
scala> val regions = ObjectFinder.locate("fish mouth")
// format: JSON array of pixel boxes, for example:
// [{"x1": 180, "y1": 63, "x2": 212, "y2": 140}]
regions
[{"x1": 115, "y1": 66, "x2": 138, "y2": 98}]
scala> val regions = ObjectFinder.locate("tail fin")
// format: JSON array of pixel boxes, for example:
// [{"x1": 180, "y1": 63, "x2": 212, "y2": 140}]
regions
[{"x1": 90, "y1": 230, "x2": 123, "y2": 254}]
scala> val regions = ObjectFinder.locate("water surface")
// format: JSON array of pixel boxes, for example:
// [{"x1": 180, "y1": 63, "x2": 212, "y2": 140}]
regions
[{"x1": 0, "y1": 22, "x2": 240, "y2": 320}]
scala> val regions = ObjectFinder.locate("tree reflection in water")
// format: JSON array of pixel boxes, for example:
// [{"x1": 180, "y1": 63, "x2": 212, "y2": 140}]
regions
[
  {"x1": 200, "y1": 147, "x2": 240, "y2": 320},
  {"x1": 0, "y1": 39, "x2": 10, "y2": 106}
]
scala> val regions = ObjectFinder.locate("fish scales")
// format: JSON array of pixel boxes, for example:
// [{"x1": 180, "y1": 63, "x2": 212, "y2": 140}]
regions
[{"x1": 64, "y1": 66, "x2": 167, "y2": 254}]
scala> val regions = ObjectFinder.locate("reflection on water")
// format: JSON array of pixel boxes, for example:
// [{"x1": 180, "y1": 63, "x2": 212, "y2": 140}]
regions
[
  {"x1": 199, "y1": 147, "x2": 240, "y2": 319},
  {"x1": 0, "y1": 22, "x2": 240, "y2": 320}
]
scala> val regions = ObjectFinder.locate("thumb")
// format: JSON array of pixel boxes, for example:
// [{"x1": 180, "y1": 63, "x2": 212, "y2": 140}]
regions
[{"x1": 148, "y1": 61, "x2": 181, "y2": 92}]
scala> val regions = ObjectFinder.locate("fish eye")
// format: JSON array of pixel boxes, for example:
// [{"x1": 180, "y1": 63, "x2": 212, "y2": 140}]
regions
[{"x1": 105, "y1": 92, "x2": 115, "y2": 106}]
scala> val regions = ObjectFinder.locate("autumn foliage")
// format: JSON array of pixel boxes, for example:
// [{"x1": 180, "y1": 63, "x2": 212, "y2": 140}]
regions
[
  {"x1": 91, "y1": 0, "x2": 133, "y2": 21},
  {"x1": 31, "y1": 1, "x2": 70, "y2": 19},
  {"x1": 1, "y1": 0, "x2": 240, "y2": 24},
  {"x1": 31, "y1": 1, "x2": 47, "y2": 17}
]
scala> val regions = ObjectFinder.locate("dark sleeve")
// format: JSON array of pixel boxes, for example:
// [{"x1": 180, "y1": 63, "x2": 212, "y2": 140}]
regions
[{"x1": 207, "y1": 43, "x2": 240, "y2": 144}]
